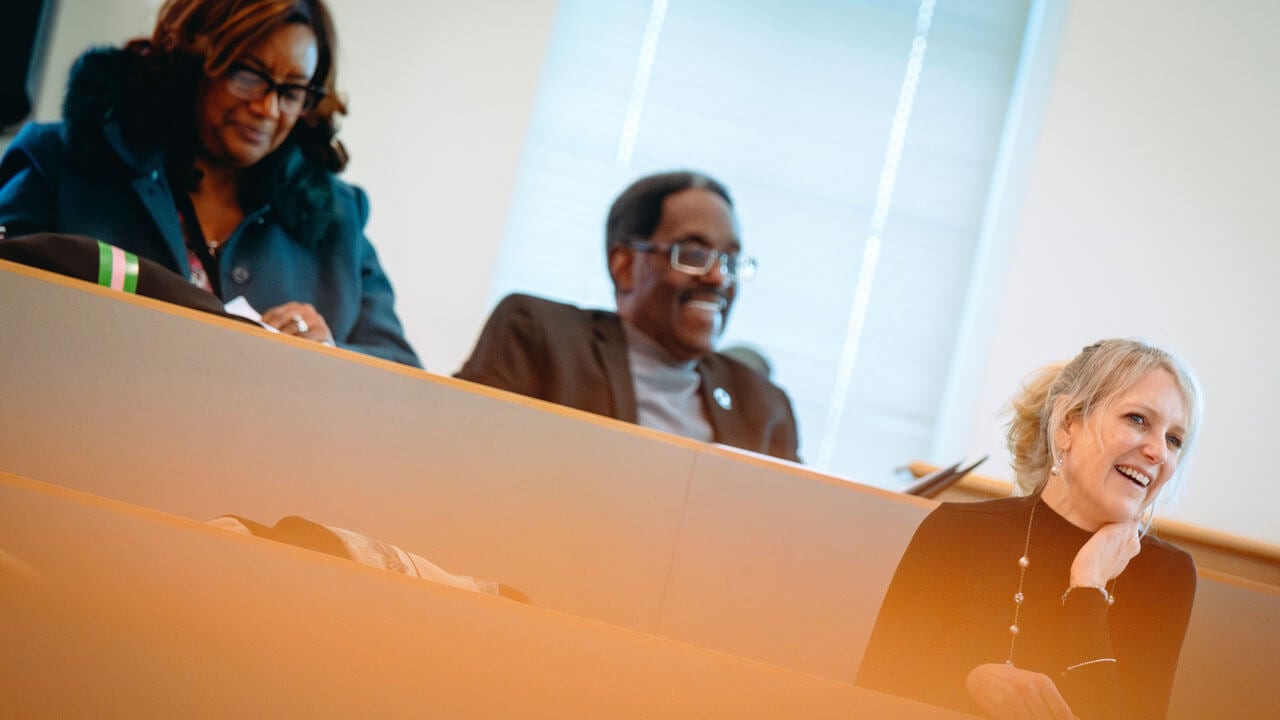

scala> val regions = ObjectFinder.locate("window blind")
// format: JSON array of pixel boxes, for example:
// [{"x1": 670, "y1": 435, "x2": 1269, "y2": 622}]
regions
[{"x1": 489, "y1": 0, "x2": 1032, "y2": 486}]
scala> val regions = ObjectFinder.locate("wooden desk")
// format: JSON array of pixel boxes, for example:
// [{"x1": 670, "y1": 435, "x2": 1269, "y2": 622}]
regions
[
  {"x1": 0, "y1": 260, "x2": 925, "y2": 680},
  {"x1": 0, "y1": 471, "x2": 977, "y2": 720},
  {"x1": 3, "y1": 262, "x2": 1277, "y2": 717}
]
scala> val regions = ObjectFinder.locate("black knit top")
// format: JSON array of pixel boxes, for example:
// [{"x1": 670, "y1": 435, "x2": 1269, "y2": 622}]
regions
[{"x1": 857, "y1": 495, "x2": 1196, "y2": 719}]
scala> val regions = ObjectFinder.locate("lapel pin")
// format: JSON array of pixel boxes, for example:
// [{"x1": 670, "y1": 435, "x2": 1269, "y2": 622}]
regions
[{"x1": 713, "y1": 387, "x2": 733, "y2": 411}]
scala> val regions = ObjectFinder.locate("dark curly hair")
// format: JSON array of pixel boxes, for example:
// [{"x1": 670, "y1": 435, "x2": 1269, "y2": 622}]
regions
[
  {"x1": 59, "y1": 0, "x2": 350, "y2": 248},
  {"x1": 147, "y1": 0, "x2": 347, "y2": 172}
]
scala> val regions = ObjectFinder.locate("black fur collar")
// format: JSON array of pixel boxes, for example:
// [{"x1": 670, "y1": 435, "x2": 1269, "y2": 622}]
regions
[{"x1": 61, "y1": 47, "x2": 339, "y2": 249}]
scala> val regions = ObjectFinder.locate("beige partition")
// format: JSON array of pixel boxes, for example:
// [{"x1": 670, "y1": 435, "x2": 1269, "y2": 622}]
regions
[
  {"x1": 0, "y1": 261, "x2": 700, "y2": 632},
  {"x1": 0, "y1": 260, "x2": 932, "y2": 666},
  {"x1": 0, "y1": 471, "x2": 977, "y2": 720},
  {"x1": 659, "y1": 446, "x2": 932, "y2": 680},
  {"x1": 1168, "y1": 571, "x2": 1280, "y2": 720},
  {"x1": 4, "y1": 262, "x2": 1279, "y2": 713}
]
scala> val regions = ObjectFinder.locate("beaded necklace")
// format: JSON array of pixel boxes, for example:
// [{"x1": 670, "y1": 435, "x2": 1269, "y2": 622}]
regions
[{"x1": 1004, "y1": 497, "x2": 1117, "y2": 667}]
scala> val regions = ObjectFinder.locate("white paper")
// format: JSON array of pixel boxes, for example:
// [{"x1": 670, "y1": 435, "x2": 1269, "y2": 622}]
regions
[{"x1": 224, "y1": 296, "x2": 278, "y2": 332}]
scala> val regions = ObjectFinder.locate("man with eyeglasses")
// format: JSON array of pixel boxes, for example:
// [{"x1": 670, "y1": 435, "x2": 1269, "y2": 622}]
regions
[{"x1": 456, "y1": 171, "x2": 799, "y2": 462}]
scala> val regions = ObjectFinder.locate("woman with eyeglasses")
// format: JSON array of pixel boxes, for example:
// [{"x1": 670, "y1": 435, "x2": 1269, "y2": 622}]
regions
[{"x1": 0, "y1": 0, "x2": 419, "y2": 367}]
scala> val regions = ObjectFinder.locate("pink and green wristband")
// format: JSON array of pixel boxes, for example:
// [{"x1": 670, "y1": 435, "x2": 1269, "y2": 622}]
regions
[{"x1": 96, "y1": 240, "x2": 139, "y2": 293}]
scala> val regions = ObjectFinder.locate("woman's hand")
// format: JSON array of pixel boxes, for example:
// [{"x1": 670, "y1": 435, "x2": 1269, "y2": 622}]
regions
[
  {"x1": 966, "y1": 663, "x2": 1076, "y2": 720},
  {"x1": 1070, "y1": 520, "x2": 1141, "y2": 590},
  {"x1": 262, "y1": 302, "x2": 335, "y2": 346}
]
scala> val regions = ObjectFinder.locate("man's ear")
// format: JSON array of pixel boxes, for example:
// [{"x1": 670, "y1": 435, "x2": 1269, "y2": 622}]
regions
[{"x1": 608, "y1": 244, "x2": 635, "y2": 292}]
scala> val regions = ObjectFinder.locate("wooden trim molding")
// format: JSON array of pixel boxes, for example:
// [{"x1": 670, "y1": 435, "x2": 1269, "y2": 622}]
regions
[{"x1": 907, "y1": 462, "x2": 1280, "y2": 588}]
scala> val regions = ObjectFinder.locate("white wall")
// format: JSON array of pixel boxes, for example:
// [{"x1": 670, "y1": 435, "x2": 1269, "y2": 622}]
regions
[
  {"x1": 329, "y1": 0, "x2": 557, "y2": 372},
  {"x1": 21, "y1": 0, "x2": 1279, "y2": 544},
  {"x1": 28, "y1": 1, "x2": 161, "y2": 121},
  {"x1": 951, "y1": 0, "x2": 1280, "y2": 544}
]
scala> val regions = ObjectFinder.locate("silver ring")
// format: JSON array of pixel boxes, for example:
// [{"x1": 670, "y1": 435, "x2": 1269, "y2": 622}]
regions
[{"x1": 292, "y1": 314, "x2": 309, "y2": 334}]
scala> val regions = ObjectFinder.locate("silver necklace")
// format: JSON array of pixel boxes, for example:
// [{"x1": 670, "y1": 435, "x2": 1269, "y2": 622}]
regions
[
  {"x1": 1005, "y1": 498, "x2": 1038, "y2": 665},
  {"x1": 1005, "y1": 498, "x2": 1117, "y2": 666}
]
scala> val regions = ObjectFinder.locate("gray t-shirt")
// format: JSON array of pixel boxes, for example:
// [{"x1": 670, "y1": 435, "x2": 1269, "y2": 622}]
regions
[{"x1": 622, "y1": 324, "x2": 714, "y2": 443}]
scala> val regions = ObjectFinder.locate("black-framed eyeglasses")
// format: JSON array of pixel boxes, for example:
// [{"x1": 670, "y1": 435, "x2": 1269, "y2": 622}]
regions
[
  {"x1": 224, "y1": 62, "x2": 325, "y2": 115},
  {"x1": 627, "y1": 237, "x2": 757, "y2": 284}
]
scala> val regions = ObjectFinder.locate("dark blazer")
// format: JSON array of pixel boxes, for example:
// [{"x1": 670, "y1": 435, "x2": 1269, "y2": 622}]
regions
[
  {"x1": 0, "y1": 123, "x2": 418, "y2": 367},
  {"x1": 456, "y1": 293, "x2": 800, "y2": 461},
  {"x1": 0, "y1": 49, "x2": 419, "y2": 367}
]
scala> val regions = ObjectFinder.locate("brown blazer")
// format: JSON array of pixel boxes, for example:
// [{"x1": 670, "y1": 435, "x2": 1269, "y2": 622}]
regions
[{"x1": 455, "y1": 293, "x2": 800, "y2": 462}]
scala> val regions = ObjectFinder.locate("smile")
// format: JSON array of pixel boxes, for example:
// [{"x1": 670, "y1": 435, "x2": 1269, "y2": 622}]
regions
[
  {"x1": 1115, "y1": 465, "x2": 1152, "y2": 488},
  {"x1": 684, "y1": 298, "x2": 726, "y2": 313},
  {"x1": 233, "y1": 124, "x2": 270, "y2": 143},
  {"x1": 679, "y1": 290, "x2": 727, "y2": 313}
]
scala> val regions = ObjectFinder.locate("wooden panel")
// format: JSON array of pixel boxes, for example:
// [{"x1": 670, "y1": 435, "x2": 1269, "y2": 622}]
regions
[
  {"x1": 0, "y1": 261, "x2": 700, "y2": 632},
  {"x1": 0, "y1": 471, "x2": 979, "y2": 720},
  {"x1": 5, "y1": 264, "x2": 1278, "y2": 716},
  {"x1": 1168, "y1": 571, "x2": 1280, "y2": 720},
  {"x1": 659, "y1": 445, "x2": 933, "y2": 681}
]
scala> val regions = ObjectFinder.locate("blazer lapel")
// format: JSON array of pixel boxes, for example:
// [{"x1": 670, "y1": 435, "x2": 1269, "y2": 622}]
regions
[
  {"x1": 105, "y1": 122, "x2": 187, "y2": 271},
  {"x1": 591, "y1": 313, "x2": 639, "y2": 423},
  {"x1": 696, "y1": 359, "x2": 738, "y2": 447}
]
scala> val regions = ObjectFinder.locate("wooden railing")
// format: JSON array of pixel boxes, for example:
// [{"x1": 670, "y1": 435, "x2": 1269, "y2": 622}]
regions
[
  {"x1": 907, "y1": 461, "x2": 1280, "y2": 587},
  {"x1": 2, "y1": 261, "x2": 1276, "y2": 719}
]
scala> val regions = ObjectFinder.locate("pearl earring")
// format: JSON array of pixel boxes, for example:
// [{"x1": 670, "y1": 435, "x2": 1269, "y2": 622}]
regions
[{"x1": 1050, "y1": 456, "x2": 1063, "y2": 476}]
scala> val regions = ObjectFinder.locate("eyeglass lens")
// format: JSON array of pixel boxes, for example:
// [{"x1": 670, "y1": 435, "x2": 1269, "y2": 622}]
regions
[
  {"x1": 227, "y1": 66, "x2": 317, "y2": 113},
  {"x1": 671, "y1": 241, "x2": 754, "y2": 279}
]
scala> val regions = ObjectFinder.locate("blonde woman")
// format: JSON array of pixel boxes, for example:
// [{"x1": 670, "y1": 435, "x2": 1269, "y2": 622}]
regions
[{"x1": 858, "y1": 339, "x2": 1202, "y2": 720}]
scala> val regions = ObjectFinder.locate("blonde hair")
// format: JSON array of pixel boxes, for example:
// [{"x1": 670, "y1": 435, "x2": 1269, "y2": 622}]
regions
[{"x1": 1006, "y1": 339, "x2": 1203, "y2": 502}]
